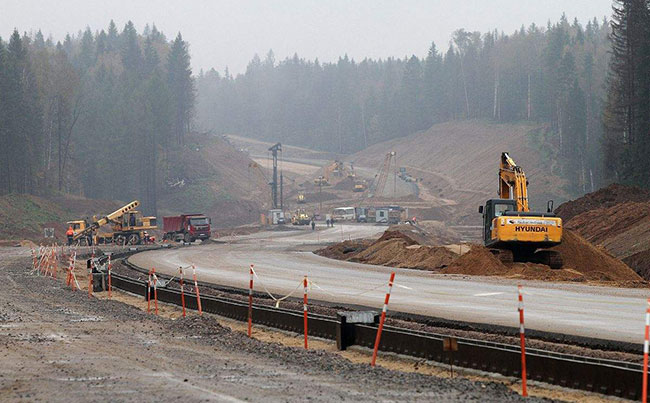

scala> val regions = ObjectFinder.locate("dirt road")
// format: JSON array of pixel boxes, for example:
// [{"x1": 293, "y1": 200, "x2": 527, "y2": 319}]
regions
[
  {"x1": 130, "y1": 224, "x2": 649, "y2": 344},
  {"x1": 0, "y1": 248, "x2": 534, "y2": 402}
]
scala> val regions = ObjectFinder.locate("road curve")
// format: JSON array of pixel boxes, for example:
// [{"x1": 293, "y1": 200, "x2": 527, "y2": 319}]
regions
[{"x1": 129, "y1": 224, "x2": 649, "y2": 343}]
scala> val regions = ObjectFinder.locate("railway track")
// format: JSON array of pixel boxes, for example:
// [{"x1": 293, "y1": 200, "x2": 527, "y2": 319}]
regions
[{"x1": 108, "y1": 252, "x2": 644, "y2": 400}]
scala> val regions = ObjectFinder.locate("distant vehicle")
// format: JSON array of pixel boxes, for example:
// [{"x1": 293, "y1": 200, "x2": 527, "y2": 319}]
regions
[
  {"x1": 356, "y1": 214, "x2": 367, "y2": 223},
  {"x1": 332, "y1": 207, "x2": 355, "y2": 221},
  {"x1": 269, "y1": 209, "x2": 286, "y2": 225},
  {"x1": 297, "y1": 193, "x2": 306, "y2": 204},
  {"x1": 163, "y1": 214, "x2": 211, "y2": 243}
]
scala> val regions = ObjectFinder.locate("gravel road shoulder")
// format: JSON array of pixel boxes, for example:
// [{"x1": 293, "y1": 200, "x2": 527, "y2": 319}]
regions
[{"x1": 0, "y1": 251, "x2": 537, "y2": 402}]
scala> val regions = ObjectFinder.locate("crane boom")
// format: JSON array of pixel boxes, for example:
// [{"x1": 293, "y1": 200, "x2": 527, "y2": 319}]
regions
[
  {"x1": 499, "y1": 152, "x2": 529, "y2": 212},
  {"x1": 73, "y1": 200, "x2": 140, "y2": 241}
]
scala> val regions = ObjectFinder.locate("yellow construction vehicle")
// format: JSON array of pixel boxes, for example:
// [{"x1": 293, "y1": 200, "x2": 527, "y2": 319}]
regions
[
  {"x1": 67, "y1": 200, "x2": 157, "y2": 246},
  {"x1": 291, "y1": 209, "x2": 311, "y2": 225},
  {"x1": 478, "y1": 152, "x2": 563, "y2": 268},
  {"x1": 297, "y1": 193, "x2": 306, "y2": 204},
  {"x1": 353, "y1": 181, "x2": 367, "y2": 192}
]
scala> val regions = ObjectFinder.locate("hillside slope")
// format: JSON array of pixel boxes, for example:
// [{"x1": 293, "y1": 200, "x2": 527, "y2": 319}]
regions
[
  {"x1": 350, "y1": 120, "x2": 569, "y2": 224},
  {"x1": 556, "y1": 184, "x2": 650, "y2": 280},
  {"x1": 159, "y1": 133, "x2": 269, "y2": 228}
]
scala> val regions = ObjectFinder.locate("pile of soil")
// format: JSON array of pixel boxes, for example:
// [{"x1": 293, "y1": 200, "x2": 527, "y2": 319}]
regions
[
  {"x1": 315, "y1": 225, "x2": 458, "y2": 271},
  {"x1": 442, "y1": 230, "x2": 644, "y2": 285},
  {"x1": 555, "y1": 183, "x2": 650, "y2": 221},
  {"x1": 556, "y1": 184, "x2": 650, "y2": 281},
  {"x1": 317, "y1": 224, "x2": 644, "y2": 286}
]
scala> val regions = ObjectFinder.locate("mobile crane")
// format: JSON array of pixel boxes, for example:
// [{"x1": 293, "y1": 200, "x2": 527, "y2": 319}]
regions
[
  {"x1": 478, "y1": 152, "x2": 563, "y2": 269},
  {"x1": 67, "y1": 200, "x2": 157, "y2": 246}
]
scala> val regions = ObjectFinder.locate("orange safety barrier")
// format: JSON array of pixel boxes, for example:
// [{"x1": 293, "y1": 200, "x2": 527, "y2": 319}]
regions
[
  {"x1": 303, "y1": 275, "x2": 308, "y2": 349},
  {"x1": 248, "y1": 264, "x2": 254, "y2": 337},
  {"x1": 518, "y1": 285, "x2": 528, "y2": 397},
  {"x1": 371, "y1": 271, "x2": 396, "y2": 367},
  {"x1": 192, "y1": 265, "x2": 202, "y2": 315}
]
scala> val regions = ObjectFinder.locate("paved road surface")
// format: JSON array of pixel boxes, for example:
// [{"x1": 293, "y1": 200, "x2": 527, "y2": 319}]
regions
[{"x1": 129, "y1": 224, "x2": 649, "y2": 343}]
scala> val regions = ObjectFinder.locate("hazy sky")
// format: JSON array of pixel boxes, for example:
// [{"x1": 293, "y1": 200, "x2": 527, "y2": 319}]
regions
[{"x1": 2, "y1": 0, "x2": 613, "y2": 75}]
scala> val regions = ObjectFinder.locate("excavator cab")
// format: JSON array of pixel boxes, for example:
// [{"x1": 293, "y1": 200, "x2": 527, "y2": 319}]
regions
[{"x1": 479, "y1": 199, "x2": 517, "y2": 245}]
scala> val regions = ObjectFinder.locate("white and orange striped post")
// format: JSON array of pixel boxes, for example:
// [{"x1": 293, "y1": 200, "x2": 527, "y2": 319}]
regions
[
  {"x1": 88, "y1": 252, "x2": 94, "y2": 297},
  {"x1": 147, "y1": 269, "x2": 152, "y2": 314},
  {"x1": 518, "y1": 285, "x2": 528, "y2": 397},
  {"x1": 52, "y1": 244, "x2": 58, "y2": 278},
  {"x1": 248, "y1": 264, "x2": 254, "y2": 337},
  {"x1": 107, "y1": 254, "x2": 112, "y2": 299},
  {"x1": 152, "y1": 268, "x2": 159, "y2": 316},
  {"x1": 641, "y1": 298, "x2": 650, "y2": 403},
  {"x1": 371, "y1": 271, "x2": 396, "y2": 367},
  {"x1": 31, "y1": 248, "x2": 37, "y2": 271},
  {"x1": 192, "y1": 265, "x2": 202, "y2": 315},
  {"x1": 303, "y1": 275, "x2": 308, "y2": 349},
  {"x1": 179, "y1": 267, "x2": 186, "y2": 318}
]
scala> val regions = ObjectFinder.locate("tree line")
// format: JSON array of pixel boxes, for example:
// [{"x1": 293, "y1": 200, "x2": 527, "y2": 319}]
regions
[
  {"x1": 0, "y1": 21, "x2": 194, "y2": 214},
  {"x1": 196, "y1": 15, "x2": 611, "y2": 194},
  {"x1": 604, "y1": 0, "x2": 650, "y2": 187}
]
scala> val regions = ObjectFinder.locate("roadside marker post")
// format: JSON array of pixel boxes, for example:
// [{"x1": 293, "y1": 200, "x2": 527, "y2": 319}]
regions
[
  {"x1": 88, "y1": 251, "x2": 94, "y2": 297},
  {"x1": 179, "y1": 267, "x2": 186, "y2": 318},
  {"x1": 518, "y1": 285, "x2": 528, "y2": 397},
  {"x1": 303, "y1": 275, "x2": 308, "y2": 349},
  {"x1": 248, "y1": 264, "x2": 254, "y2": 337},
  {"x1": 192, "y1": 265, "x2": 202, "y2": 315},
  {"x1": 147, "y1": 269, "x2": 152, "y2": 313},
  {"x1": 371, "y1": 271, "x2": 396, "y2": 367},
  {"x1": 107, "y1": 254, "x2": 112, "y2": 299},
  {"x1": 152, "y1": 268, "x2": 158, "y2": 316},
  {"x1": 641, "y1": 298, "x2": 650, "y2": 403}
]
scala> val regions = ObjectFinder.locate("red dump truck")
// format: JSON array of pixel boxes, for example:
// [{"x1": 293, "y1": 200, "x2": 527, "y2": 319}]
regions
[{"x1": 162, "y1": 214, "x2": 212, "y2": 243}]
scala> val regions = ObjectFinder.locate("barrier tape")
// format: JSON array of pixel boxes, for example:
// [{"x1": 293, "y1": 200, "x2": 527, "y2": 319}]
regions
[
  {"x1": 192, "y1": 265, "x2": 202, "y2": 316},
  {"x1": 250, "y1": 266, "x2": 303, "y2": 308}
]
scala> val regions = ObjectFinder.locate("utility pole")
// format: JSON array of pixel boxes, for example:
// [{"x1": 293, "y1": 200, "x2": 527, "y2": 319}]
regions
[
  {"x1": 318, "y1": 176, "x2": 323, "y2": 214},
  {"x1": 268, "y1": 143, "x2": 282, "y2": 209}
]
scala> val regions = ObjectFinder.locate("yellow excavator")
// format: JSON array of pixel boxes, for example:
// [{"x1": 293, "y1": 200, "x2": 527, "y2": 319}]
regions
[
  {"x1": 67, "y1": 200, "x2": 157, "y2": 246},
  {"x1": 478, "y1": 152, "x2": 563, "y2": 269}
]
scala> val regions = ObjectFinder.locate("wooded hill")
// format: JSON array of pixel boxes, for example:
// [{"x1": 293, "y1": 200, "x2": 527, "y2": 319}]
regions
[
  {"x1": 196, "y1": 14, "x2": 610, "y2": 195},
  {"x1": 0, "y1": 21, "x2": 194, "y2": 215}
]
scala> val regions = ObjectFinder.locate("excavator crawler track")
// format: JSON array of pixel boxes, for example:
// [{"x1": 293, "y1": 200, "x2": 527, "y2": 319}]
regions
[
  {"x1": 489, "y1": 248, "x2": 514, "y2": 265},
  {"x1": 533, "y1": 250, "x2": 563, "y2": 270}
]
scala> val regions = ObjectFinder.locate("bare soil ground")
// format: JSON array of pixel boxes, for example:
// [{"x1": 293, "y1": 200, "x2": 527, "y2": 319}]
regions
[
  {"x1": 556, "y1": 184, "x2": 650, "y2": 280},
  {"x1": 349, "y1": 120, "x2": 570, "y2": 225},
  {"x1": 316, "y1": 225, "x2": 645, "y2": 287},
  {"x1": 0, "y1": 250, "x2": 543, "y2": 402}
]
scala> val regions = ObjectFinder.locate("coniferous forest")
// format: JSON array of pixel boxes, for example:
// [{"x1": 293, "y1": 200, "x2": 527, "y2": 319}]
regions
[
  {"x1": 0, "y1": 21, "x2": 194, "y2": 213},
  {"x1": 195, "y1": 15, "x2": 612, "y2": 192},
  {"x1": 1, "y1": 5, "x2": 650, "y2": 214}
]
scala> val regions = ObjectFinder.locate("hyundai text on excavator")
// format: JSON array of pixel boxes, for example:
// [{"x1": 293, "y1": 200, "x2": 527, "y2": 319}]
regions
[
  {"x1": 478, "y1": 152, "x2": 563, "y2": 269},
  {"x1": 67, "y1": 200, "x2": 157, "y2": 246}
]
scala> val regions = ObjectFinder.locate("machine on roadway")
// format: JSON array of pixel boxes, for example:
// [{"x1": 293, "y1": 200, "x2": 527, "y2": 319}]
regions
[
  {"x1": 162, "y1": 214, "x2": 212, "y2": 243},
  {"x1": 478, "y1": 152, "x2": 563, "y2": 268},
  {"x1": 67, "y1": 200, "x2": 157, "y2": 246}
]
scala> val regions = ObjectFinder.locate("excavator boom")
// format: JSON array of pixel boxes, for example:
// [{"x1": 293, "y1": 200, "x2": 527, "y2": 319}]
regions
[{"x1": 499, "y1": 152, "x2": 529, "y2": 212}]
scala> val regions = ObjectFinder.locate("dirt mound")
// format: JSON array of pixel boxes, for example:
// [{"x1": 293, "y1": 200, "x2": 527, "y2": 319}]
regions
[
  {"x1": 351, "y1": 239, "x2": 457, "y2": 270},
  {"x1": 555, "y1": 183, "x2": 650, "y2": 221},
  {"x1": 556, "y1": 184, "x2": 650, "y2": 281},
  {"x1": 441, "y1": 230, "x2": 642, "y2": 284},
  {"x1": 316, "y1": 240, "x2": 371, "y2": 260},
  {"x1": 378, "y1": 224, "x2": 460, "y2": 246}
]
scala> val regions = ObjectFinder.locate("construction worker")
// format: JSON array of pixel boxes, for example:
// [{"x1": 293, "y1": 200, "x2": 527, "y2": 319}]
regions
[
  {"x1": 311, "y1": 219, "x2": 315, "y2": 231},
  {"x1": 66, "y1": 226, "x2": 74, "y2": 246}
]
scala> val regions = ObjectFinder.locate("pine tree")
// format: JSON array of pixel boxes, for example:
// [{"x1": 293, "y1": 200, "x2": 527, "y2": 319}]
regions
[{"x1": 167, "y1": 33, "x2": 194, "y2": 146}]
